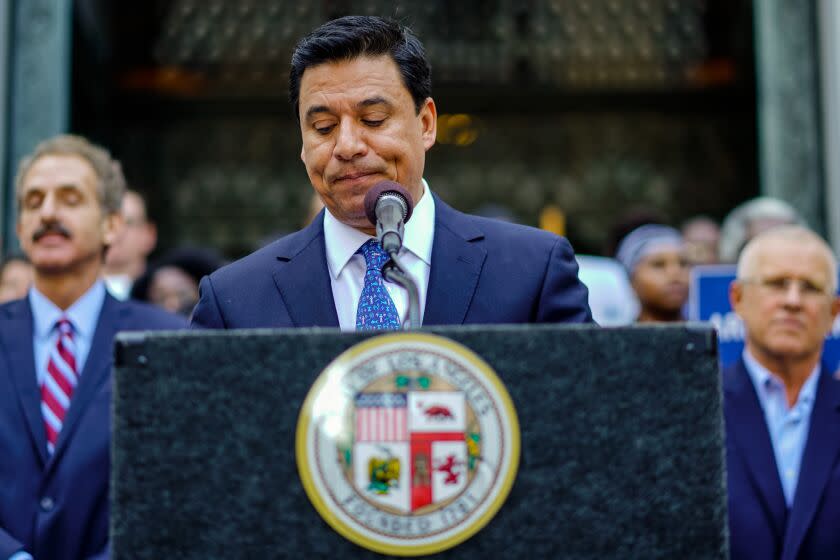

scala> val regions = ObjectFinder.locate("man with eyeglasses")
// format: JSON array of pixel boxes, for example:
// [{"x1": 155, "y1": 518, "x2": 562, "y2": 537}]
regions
[
  {"x1": 103, "y1": 189, "x2": 157, "y2": 300},
  {"x1": 724, "y1": 225, "x2": 840, "y2": 560}
]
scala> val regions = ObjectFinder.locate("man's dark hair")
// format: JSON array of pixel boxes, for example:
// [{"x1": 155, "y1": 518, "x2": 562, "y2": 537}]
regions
[{"x1": 289, "y1": 16, "x2": 431, "y2": 120}]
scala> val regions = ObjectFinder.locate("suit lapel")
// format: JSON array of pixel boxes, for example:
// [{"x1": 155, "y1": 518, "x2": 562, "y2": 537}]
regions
[
  {"x1": 47, "y1": 294, "x2": 121, "y2": 470},
  {"x1": 0, "y1": 299, "x2": 48, "y2": 465},
  {"x1": 781, "y1": 363, "x2": 840, "y2": 560},
  {"x1": 724, "y1": 359, "x2": 788, "y2": 539},
  {"x1": 271, "y1": 213, "x2": 339, "y2": 328},
  {"x1": 423, "y1": 196, "x2": 486, "y2": 326}
]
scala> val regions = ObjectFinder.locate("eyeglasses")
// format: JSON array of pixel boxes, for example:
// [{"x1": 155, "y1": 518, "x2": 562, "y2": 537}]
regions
[
  {"x1": 740, "y1": 276, "x2": 833, "y2": 299},
  {"x1": 123, "y1": 217, "x2": 148, "y2": 228}
]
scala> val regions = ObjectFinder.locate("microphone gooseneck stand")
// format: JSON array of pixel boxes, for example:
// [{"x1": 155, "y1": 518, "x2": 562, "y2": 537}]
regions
[
  {"x1": 382, "y1": 251, "x2": 421, "y2": 330},
  {"x1": 365, "y1": 182, "x2": 419, "y2": 330}
]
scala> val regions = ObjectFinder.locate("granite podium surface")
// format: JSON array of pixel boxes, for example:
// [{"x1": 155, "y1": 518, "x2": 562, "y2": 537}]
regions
[{"x1": 112, "y1": 324, "x2": 726, "y2": 559}]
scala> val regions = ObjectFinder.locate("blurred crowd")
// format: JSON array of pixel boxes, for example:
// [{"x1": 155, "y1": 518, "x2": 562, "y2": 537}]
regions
[
  {"x1": 0, "y1": 176, "x2": 803, "y2": 325},
  {"x1": 578, "y1": 195, "x2": 804, "y2": 326}
]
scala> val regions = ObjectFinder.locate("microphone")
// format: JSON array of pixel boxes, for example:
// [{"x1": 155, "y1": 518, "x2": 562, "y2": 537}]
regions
[{"x1": 363, "y1": 181, "x2": 414, "y2": 254}]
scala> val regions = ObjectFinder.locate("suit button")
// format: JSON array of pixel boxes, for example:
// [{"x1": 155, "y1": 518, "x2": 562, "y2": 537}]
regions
[{"x1": 40, "y1": 497, "x2": 54, "y2": 511}]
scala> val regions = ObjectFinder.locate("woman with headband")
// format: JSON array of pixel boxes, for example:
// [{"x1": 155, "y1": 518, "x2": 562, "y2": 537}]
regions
[{"x1": 616, "y1": 224, "x2": 690, "y2": 323}]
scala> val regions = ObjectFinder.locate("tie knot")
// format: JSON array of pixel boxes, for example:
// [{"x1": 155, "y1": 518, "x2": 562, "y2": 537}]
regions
[
  {"x1": 56, "y1": 317, "x2": 73, "y2": 336},
  {"x1": 359, "y1": 239, "x2": 389, "y2": 271}
]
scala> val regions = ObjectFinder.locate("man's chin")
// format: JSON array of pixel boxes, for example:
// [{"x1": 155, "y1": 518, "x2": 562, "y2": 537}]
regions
[
  {"x1": 29, "y1": 252, "x2": 85, "y2": 276},
  {"x1": 765, "y1": 338, "x2": 815, "y2": 361},
  {"x1": 329, "y1": 205, "x2": 375, "y2": 231},
  {"x1": 32, "y1": 262, "x2": 73, "y2": 276},
  {"x1": 346, "y1": 216, "x2": 376, "y2": 234}
]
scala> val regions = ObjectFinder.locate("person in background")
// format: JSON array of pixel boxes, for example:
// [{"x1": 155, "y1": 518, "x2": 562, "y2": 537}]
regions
[
  {"x1": 102, "y1": 189, "x2": 157, "y2": 300},
  {"x1": 0, "y1": 134, "x2": 186, "y2": 560},
  {"x1": 0, "y1": 255, "x2": 34, "y2": 304},
  {"x1": 681, "y1": 215, "x2": 720, "y2": 266},
  {"x1": 616, "y1": 224, "x2": 689, "y2": 323},
  {"x1": 718, "y1": 196, "x2": 801, "y2": 264},
  {"x1": 131, "y1": 247, "x2": 224, "y2": 318},
  {"x1": 574, "y1": 254, "x2": 638, "y2": 326},
  {"x1": 725, "y1": 225, "x2": 840, "y2": 559}
]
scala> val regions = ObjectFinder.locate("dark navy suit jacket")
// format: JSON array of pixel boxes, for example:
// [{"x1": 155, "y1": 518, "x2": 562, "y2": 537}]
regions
[
  {"x1": 0, "y1": 294, "x2": 186, "y2": 560},
  {"x1": 724, "y1": 358, "x2": 840, "y2": 560},
  {"x1": 191, "y1": 195, "x2": 592, "y2": 328}
]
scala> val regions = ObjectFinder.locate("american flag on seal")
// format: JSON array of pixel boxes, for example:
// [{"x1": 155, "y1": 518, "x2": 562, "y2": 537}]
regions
[{"x1": 355, "y1": 392, "x2": 408, "y2": 442}]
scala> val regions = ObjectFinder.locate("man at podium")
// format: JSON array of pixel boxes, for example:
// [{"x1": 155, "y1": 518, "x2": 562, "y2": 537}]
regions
[
  {"x1": 191, "y1": 16, "x2": 592, "y2": 330},
  {"x1": 725, "y1": 225, "x2": 840, "y2": 559}
]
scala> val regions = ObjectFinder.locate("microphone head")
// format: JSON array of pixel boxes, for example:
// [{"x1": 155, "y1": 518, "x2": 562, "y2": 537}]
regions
[{"x1": 364, "y1": 181, "x2": 414, "y2": 226}]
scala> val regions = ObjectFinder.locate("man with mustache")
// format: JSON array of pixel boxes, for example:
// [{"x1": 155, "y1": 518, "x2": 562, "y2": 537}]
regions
[
  {"x1": 725, "y1": 225, "x2": 840, "y2": 559},
  {"x1": 0, "y1": 135, "x2": 186, "y2": 560},
  {"x1": 191, "y1": 16, "x2": 591, "y2": 331}
]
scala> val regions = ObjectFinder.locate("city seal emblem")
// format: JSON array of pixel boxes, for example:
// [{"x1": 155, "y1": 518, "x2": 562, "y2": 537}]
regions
[{"x1": 296, "y1": 333, "x2": 520, "y2": 556}]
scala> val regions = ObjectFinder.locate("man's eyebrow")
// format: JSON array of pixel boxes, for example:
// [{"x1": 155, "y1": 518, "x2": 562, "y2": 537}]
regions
[
  {"x1": 304, "y1": 97, "x2": 393, "y2": 121},
  {"x1": 57, "y1": 183, "x2": 84, "y2": 191},
  {"x1": 358, "y1": 96, "x2": 392, "y2": 109},
  {"x1": 24, "y1": 182, "x2": 83, "y2": 192},
  {"x1": 304, "y1": 105, "x2": 331, "y2": 121}
]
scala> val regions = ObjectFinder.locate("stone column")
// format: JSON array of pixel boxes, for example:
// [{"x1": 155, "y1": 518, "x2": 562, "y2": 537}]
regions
[
  {"x1": 818, "y1": 0, "x2": 840, "y2": 250},
  {"x1": 754, "y1": 0, "x2": 824, "y2": 235},
  {"x1": 0, "y1": 1, "x2": 11, "y2": 252},
  {"x1": 2, "y1": 0, "x2": 72, "y2": 255}
]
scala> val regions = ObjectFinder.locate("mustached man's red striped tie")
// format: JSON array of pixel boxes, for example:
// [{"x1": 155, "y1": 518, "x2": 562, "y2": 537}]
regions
[{"x1": 41, "y1": 317, "x2": 78, "y2": 455}]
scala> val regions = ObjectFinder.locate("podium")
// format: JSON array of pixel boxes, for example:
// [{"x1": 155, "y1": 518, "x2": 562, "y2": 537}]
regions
[{"x1": 112, "y1": 324, "x2": 727, "y2": 559}]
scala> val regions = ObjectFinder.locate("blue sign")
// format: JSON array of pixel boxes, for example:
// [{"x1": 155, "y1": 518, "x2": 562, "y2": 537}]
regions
[{"x1": 689, "y1": 265, "x2": 840, "y2": 369}]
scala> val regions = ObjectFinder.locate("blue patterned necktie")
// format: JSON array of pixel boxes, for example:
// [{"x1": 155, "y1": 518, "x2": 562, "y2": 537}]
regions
[{"x1": 355, "y1": 239, "x2": 401, "y2": 331}]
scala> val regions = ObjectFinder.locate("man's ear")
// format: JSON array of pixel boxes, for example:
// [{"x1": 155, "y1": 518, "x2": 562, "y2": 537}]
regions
[
  {"x1": 729, "y1": 281, "x2": 743, "y2": 316},
  {"x1": 102, "y1": 212, "x2": 123, "y2": 248},
  {"x1": 142, "y1": 222, "x2": 158, "y2": 255},
  {"x1": 419, "y1": 97, "x2": 437, "y2": 151},
  {"x1": 831, "y1": 295, "x2": 840, "y2": 320}
]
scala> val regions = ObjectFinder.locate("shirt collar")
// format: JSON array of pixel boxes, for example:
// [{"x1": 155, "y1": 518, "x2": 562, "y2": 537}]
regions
[
  {"x1": 743, "y1": 348, "x2": 821, "y2": 407},
  {"x1": 324, "y1": 179, "x2": 435, "y2": 279},
  {"x1": 29, "y1": 279, "x2": 107, "y2": 339}
]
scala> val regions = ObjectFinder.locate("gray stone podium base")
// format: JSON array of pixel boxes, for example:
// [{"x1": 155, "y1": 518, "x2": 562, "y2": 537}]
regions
[{"x1": 112, "y1": 324, "x2": 725, "y2": 559}]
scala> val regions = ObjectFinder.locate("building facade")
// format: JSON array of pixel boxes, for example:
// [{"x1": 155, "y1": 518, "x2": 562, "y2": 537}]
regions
[{"x1": 0, "y1": 0, "x2": 835, "y2": 257}]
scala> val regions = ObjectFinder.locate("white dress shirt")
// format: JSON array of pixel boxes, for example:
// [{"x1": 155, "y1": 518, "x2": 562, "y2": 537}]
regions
[
  {"x1": 29, "y1": 280, "x2": 107, "y2": 385},
  {"x1": 324, "y1": 180, "x2": 435, "y2": 331},
  {"x1": 743, "y1": 349, "x2": 820, "y2": 507}
]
